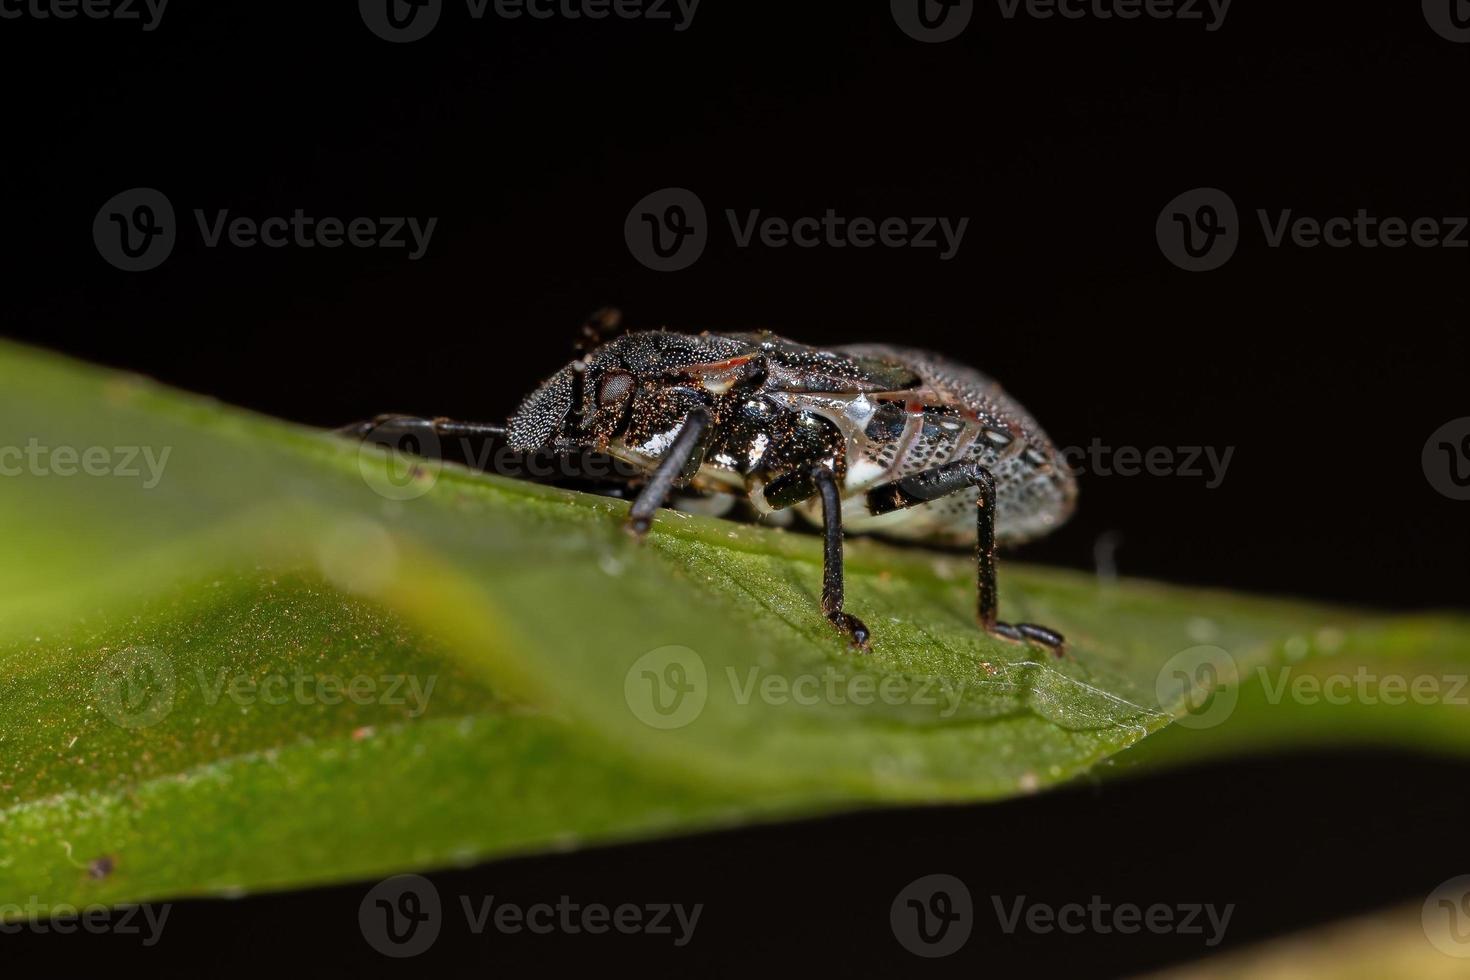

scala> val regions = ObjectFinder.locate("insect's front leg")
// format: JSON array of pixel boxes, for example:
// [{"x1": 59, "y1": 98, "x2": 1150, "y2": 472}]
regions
[
  {"x1": 867, "y1": 461, "x2": 1066, "y2": 655},
  {"x1": 813, "y1": 468, "x2": 871, "y2": 650},
  {"x1": 625, "y1": 409, "x2": 713, "y2": 536}
]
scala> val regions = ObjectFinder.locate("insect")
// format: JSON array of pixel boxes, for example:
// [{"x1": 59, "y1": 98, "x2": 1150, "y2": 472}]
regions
[{"x1": 345, "y1": 315, "x2": 1077, "y2": 653}]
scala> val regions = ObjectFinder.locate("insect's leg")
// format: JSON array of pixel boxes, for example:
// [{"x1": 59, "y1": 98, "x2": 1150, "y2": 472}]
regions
[
  {"x1": 813, "y1": 468, "x2": 871, "y2": 650},
  {"x1": 339, "y1": 414, "x2": 507, "y2": 450},
  {"x1": 866, "y1": 461, "x2": 1065, "y2": 655},
  {"x1": 968, "y1": 467, "x2": 1066, "y2": 653},
  {"x1": 625, "y1": 409, "x2": 712, "y2": 536}
]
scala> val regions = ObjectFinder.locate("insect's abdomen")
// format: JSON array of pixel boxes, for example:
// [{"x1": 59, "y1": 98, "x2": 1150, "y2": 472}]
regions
[{"x1": 801, "y1": 345, "x2": 1077, "y2": 546}]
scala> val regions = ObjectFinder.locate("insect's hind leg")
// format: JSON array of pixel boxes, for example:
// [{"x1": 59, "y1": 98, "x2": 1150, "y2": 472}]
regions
[{"x1": 866, "y1": 460, "x2": 1066, "y2": 655}]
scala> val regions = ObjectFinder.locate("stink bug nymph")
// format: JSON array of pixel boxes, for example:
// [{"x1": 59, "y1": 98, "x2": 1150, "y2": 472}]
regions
[{"x1": 345, "y1": 315, "x2": 1077, "y2": 653}]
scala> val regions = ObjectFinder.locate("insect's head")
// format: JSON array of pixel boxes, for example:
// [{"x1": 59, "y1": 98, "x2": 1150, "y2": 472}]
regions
[{"x1": 506, "y1": 331, "x2": 766, "y2": 454}]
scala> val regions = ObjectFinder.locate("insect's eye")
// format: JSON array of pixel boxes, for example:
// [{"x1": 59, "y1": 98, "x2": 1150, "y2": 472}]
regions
[{"x1": 597, "y1": 370, "x2": 635, "y2": 407}]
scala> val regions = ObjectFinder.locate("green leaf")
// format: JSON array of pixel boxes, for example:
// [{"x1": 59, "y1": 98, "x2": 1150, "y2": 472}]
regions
[{"x1": 1, "y1": 340, "x2": 1466, "y2": 909}]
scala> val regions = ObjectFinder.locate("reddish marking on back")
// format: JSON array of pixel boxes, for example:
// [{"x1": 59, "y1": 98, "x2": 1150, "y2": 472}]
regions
[{"x1": 687, "y1": 354, "x2": 757, "y2": 374}]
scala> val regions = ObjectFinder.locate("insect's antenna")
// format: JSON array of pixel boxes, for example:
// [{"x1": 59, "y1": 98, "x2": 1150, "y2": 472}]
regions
[
  {"x1": 567, "y1": 308, "x2": 625, "y2": 437},
  {"x1": 575, "y1": 307, "x2": 624, "y2": 356}
]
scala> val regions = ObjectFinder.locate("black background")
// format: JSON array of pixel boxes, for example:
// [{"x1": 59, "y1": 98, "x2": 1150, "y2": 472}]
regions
[{"x1": 2, "y1": 1, "x2": 1467, "y2": 976}]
